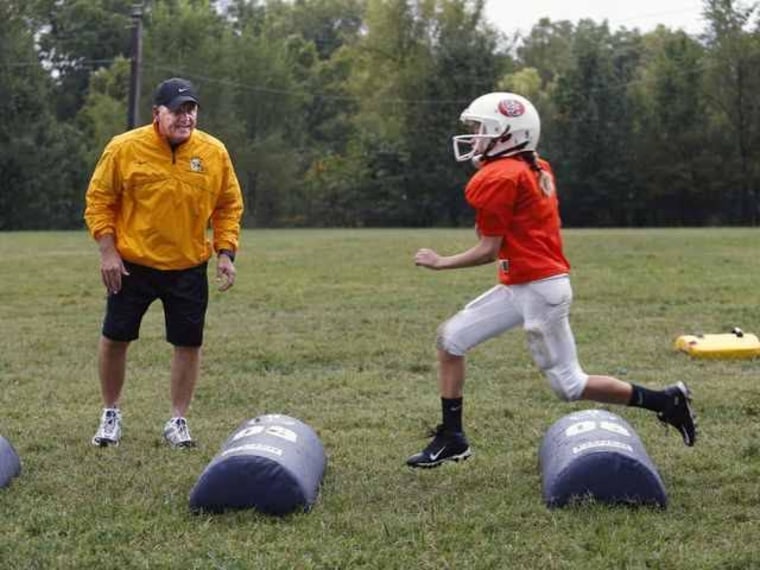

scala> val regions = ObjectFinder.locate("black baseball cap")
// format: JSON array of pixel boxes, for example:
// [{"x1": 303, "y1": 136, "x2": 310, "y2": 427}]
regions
[{"x1": 153, "y1": 77, "x2": 200, "y2": 110}]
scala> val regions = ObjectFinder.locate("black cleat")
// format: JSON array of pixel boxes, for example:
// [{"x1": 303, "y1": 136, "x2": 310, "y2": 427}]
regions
[
  {"x1": 657, "y1": 381, "x2": 697, "y2": 446},
  {"x1": 406, "y1": 424, "x2": 472, "y2": 468}
]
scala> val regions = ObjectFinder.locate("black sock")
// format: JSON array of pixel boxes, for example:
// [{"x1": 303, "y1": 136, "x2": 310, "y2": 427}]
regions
[
  {"x1": 629, "y1": 384, "x2": 670, "y2": 412},
  {"x1": 442, "y1": 397, "x2": 463, "y2": 432}
]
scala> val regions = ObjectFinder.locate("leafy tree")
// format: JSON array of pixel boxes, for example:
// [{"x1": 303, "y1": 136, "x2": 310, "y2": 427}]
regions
[
  {"x1": 3, "y1": 0, "x2": 759, "y2": 229},
  {"x1": 551, "y1": 21, "x2": 643, "y2": 226},
  {"x1": 413, "y1": 0, "x2": 509, "y2": 226},
  {"x1": 701, "y1": 0, "x2": 760, "y2": 224},
  {"x1": 284, "y1": 0, "x2": 364, "y2": 163},
  {"x1": 234, "y1": 0, "x2": 365, "y2": 225},
  {"x1": 509, "y1": 21, "x2": 576, "y2": 185},
  {"x1": 629, "y1": 28, "x2": 717, "y2": 225},
  {"x1": 0, "y1": 1, "x2": 88, "y2": 230},
  {"x1": 26, "y1": 0, "x2": 134, "y2": 120},
  {"x1": 517, "y1": 18, "x2": 575, "y2": 86},
  {"x1": 141, "y1": 0, "x2": 293, "y2": 226},
  {"x1": 307, "y1": 0, "x2": 506, "y2": 226},
  {"x1": 76, "y1": 57, "x2": 132, "y2": 168}
]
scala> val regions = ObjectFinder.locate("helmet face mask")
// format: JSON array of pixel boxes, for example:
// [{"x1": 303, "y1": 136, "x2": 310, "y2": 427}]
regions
[{"x1": 452, "y1": 92, "x2": 541, "y2": 164}]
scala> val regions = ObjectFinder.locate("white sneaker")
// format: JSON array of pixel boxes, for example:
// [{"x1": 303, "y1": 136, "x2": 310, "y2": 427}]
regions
[
  {"x1": 92, "y1": 408, "x2": 122, "y2": 447},
  {"x1": 163, "y1": 417, "x2": 196, "y2": 448}
]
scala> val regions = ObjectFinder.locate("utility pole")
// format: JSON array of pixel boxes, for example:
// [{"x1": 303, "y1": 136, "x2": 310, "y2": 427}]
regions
[{"x1": 127, "y1": 4, "x2": 144, "y2": 129}]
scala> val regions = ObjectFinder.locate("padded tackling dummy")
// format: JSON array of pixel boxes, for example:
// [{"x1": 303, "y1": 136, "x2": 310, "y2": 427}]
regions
[
  {"x1": 0, "y1": 436, "x2": 21, "y2": 488},
  {"x1": 189, "y1": 414, "x2": 326, "y2": 515},
  {"x1": 539, "y1": 409, "x2": 667, "y2": 508}
]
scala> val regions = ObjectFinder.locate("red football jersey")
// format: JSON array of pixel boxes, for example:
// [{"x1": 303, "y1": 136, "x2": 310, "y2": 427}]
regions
[{"x1": 465, "y1": 156, "x2": 570, "y2": 285}]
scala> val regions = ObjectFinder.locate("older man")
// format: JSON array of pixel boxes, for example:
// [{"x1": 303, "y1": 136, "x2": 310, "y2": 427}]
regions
[{"x1": 84, "y1": 77, "x2": 244, "y2": 448}]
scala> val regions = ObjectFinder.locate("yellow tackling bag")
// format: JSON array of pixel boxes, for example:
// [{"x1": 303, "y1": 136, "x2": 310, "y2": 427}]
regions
[{"x1": 675, "y1": 328, "x2": 760, "y2": 359}]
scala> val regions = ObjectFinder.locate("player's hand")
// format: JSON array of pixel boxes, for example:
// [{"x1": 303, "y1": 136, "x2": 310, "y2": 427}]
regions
[
  {"x1": 100, "y1": 249, "x2": 129, "y2": 294},
  {"x1": 216, "y1": 255, "x2": 236, "y2": 291},
  {"x1": 414, "y1": 248, "x2": 442, "y2": 270}
]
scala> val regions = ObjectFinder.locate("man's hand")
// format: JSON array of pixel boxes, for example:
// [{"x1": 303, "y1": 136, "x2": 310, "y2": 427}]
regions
[
  {"x1": 98, "y1": 235, "x2": 129, "y2": 294},
  {"x1": 216, "y1": 255, "x2": 236, "y2": 291},
  {"x1": 414, "y1": 248, "x2": 442, "y2": 270}
]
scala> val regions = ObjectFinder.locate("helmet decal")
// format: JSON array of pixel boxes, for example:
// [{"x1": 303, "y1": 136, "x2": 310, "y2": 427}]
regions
[{"x1": 497, "y1": 99, "x2": 525, "y2": 118}]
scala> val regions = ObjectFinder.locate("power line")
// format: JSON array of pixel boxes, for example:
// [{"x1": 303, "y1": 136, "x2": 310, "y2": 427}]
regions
[
  {"x1": 0, "y1": 49, "x2": 742, "y2": 107},
  {"x1": 149, "y1": 65, "x2": 476, "y2": 104},
  {"x1": 0, "y1": 58, "x2": 115, "y2": 68}
]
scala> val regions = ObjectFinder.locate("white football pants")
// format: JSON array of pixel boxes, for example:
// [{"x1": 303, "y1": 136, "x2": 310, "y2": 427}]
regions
[{"x1": 436, "y1": 275, "x2": 589, "y2": 401}]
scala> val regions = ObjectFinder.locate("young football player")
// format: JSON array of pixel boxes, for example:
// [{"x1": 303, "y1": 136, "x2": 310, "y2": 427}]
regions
[{"x1": 407, "y1": 92, "x2": 697, "y2": 468}]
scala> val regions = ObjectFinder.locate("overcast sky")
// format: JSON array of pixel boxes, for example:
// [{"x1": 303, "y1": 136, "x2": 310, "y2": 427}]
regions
[{"x1": 484, "y1": 0, "x2": 707, "y2": 36}]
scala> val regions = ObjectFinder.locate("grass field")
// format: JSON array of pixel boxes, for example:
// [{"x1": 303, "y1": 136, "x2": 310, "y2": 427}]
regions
[{"x1": 0, "y1": 228, "x2": 759, "y2": 569}]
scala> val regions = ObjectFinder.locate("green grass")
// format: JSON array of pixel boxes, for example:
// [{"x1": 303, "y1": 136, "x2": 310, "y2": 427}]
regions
[{"x1": 0, "y1": 228, "x2": 759, "y2": 569}]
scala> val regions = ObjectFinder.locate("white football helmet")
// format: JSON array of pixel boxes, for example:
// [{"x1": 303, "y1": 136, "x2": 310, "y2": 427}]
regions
[{"x1": 452, "y1": 92, "x2": 541, "y2": 163}]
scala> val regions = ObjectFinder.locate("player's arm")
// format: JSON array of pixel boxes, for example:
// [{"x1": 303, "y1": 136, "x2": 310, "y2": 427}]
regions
[{"x1": 414, "y1": 234, "x2": 502, "y2": 270}]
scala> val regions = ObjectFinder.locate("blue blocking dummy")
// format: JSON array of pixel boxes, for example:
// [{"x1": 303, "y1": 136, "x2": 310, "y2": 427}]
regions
[
  {"x1": 539, "y1": 409, "x2": 667, "y2": 508},
  {"x1": 0, "y1": 436, "x2": 21, "y2": 488},
  {"x1": 189, "y1": 414, "x2": 327, "y2": 515}
]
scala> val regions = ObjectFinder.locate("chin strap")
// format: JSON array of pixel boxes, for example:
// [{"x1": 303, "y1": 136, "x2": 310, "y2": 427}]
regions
[
  {"x1": 483, "y1": 141, "x2": 529, "y2": 161},
  {"x1": 480, "y1": 125, "x2": 512, "y2": 158}
]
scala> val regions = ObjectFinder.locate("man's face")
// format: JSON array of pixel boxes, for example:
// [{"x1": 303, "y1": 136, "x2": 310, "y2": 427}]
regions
[{"x1": 153, "y1": 101, "x2": 198, "y2": 144}]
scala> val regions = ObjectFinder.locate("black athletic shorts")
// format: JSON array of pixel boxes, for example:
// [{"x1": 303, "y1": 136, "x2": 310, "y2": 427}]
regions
[{"x1": 102, "y1": 260, "x2": 209, "y2": 347}]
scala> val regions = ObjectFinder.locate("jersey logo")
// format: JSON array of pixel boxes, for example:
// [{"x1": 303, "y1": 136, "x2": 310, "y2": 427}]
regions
[
  {"x1": 190, "y1": 157, "x2": 204, "y2": 172},
  {"x1": 497, "y1": 99, "x2": 525, "y2": 118}
]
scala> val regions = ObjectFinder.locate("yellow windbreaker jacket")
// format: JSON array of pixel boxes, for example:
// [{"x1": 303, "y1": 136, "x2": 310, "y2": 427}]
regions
[{"x1": 84, "y1": 124, "x2": 244, "y2": 270}]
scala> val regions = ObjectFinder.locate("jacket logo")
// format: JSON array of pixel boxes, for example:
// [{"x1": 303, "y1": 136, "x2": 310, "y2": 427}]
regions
[{"x1": 190, "y1": 157, "x2": 203, "y2": 172}]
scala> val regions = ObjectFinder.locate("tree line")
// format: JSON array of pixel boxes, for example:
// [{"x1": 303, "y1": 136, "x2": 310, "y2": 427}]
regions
[{"x1": 1, "y1": 0, "x2": 758, "y2": 230}]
